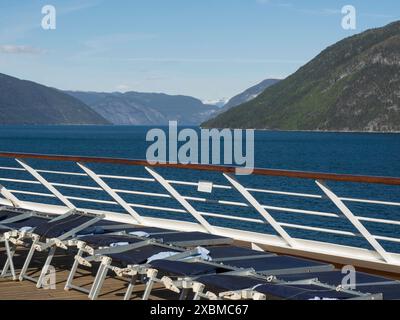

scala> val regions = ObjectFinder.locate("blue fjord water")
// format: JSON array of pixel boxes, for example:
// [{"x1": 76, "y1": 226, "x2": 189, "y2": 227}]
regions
[{"x1": 0, "y1": 125, "x2": 399, "y2": 252}]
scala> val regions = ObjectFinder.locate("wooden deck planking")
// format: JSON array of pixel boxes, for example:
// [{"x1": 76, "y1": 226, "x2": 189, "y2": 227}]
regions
[{"x1": 0, "y1": 247, "x2": 172, "y2": 300}]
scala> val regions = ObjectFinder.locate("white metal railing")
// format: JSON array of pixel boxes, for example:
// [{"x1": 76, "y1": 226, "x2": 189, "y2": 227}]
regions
[{"x1": 0, "y1": 153, "x2": 400, "y2": 272}]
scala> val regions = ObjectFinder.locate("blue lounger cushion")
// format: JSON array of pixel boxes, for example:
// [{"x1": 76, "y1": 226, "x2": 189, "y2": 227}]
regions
[
  {"x1": 33, "y1": 215, "x2": 96, "y2": 238},
  {"x1": 254, "y1": 283, "x2": 369, "y2": 300},
  {"x1": 196, "y1": 274, "x2": 269, "y2": 293},
  {"x1": 0, "y1": 210, "x2": 22, "y2": 222},
  {"x1": 225, "y1": 256, "x2": 333, "y2": 275},
  {"x1": 0, "y1": 226, "x2": 11, "y2": 234},
  {"x1": 207, "y1": 246, "x2": 275, "y2": 260},
  {"x1": 280, "y1": 271, "x2": 400, "y2": 300},
  {"x1": 195, "y1": 274, "x2": 369, "y2": 300},
  {"x1": 149, "y1": 260, "x2": 231, "y2": 277},
  {"x1": 3, "y1": 216, "x2": 52, "y2": 230},
  {"x1": 107, "y1": 245, "x2": 182, "y2": 267},
  {"x1": 78, "y1": 234, "x2": 145, "y2": 248},
  {"x1": 155, "y1": 232, "x2": 233, "y2": 247}
]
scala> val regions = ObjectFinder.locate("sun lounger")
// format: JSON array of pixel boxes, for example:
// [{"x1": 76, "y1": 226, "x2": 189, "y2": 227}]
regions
[
  {"x1": 141, "y1": 253, "x2": 335, "y2": 300},
  {"x1": 278, "y1": 271, "x2": 400, "y2": 300},
  {"x1": 16, "y1": 210, "x2": 104, "y2": 287},
  {"x1": 0, "y1": 210, "x2": 56, "y2": 279},
  {"x1": 123, "y1": 245, "x2": 277, "y2": 300},
  {"x1": 190, "y1": 273, "x2": 382, "y2": 300},
  {"x1": 64, "y1": 231, "x2": 233, "y2": 300}
]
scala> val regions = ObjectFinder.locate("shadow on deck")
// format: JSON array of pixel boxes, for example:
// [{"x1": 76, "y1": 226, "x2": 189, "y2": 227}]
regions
[{"x1": 0, "y1": 247, "x2": 174, "y2": 300}]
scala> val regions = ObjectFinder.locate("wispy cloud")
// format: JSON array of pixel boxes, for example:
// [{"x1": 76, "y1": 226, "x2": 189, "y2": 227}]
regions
[
  {"x1": 256, "y1": 0, "x2": 395, "y2": 19},
  {"x1": 72, "y1": 32, "x2": 158, "y2": 60},
  {"x1": 0, "y1": 45, "x2": 44, "y2": 54},
  {"x1": 120, "y1": 57, "x2": 306, "y2": 64},
  {"x1": 0, "y1": 0, "x2": 103, "y2": 43}
]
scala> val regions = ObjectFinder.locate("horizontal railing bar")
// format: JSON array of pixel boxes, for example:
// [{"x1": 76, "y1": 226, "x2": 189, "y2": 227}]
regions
[
  {"x1": 129, "y1": 203, "x2": 186, "y2": 213},
  {"x1": 115, "y1": 189, "x2": 171, "y2": 198},
  {"x1": 263, "y1": 205, "x2": 339, "y2": 218},
  {"x1": 279, "y1": 222, "x2": 358, "y2": 237},
  {"x1": 37, "y1": 169, "x2": 87, "y2": 176},
  {"x1": 341, "y1": 197, "x2": 400, "y2": 207},
  {"x1": 358, "y1": 216, "x2": 400, "y2": 226},
  {"x1": 9, "y1": 190, "x2": 56, "y2": 198},
  {"x1": 0, "y1": 166, "x2": 88, "y2": 177},
  {"x1": 1, "y1": 151, "x2": 399, "y2": 185},
  {"x1": 199, "y1": 212, "x2": 265, "y2": 224},
  {"x1": 98, "y1": 174, "x2": 154, "y2": 182},
  {"x1": 0, "y1": 178, "x2": 41, "y2": 185},
  {"x1": 0, "y1": 166, "x2": 25, "y2": 172},
  {"x1": 3, "y1": 173, "x2": 400, "y2": 209},
  {"x1": 51, "y1": 182, "x2": 102, "y2": 191},
  {"x1": 4, "y1": 188, "x2": 400, "y2": 243},
  {"x1": 247, "y1": 188, "x2": 322, "y2": 199},
  {"x1": 66, "y1": 196, "x2": 116, "y2": 205},
  {"x1": 374, "y1": 235, "x2": 400, "y2": 244},
  {"x1": 3, "y1": 178, "x2": 400, "y2": 226}
]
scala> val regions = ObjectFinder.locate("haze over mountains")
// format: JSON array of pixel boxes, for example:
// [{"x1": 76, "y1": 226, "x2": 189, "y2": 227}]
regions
[
  {"x1": 203, "y1": 21, "x2": 400, "y2": 132},
  {"x1": 0, "y1": 71, "x2": 277, "y2": 126},
  {"x1": 220, "y1": 79, "x2": 280, "y2": 112},
  {"x1": 66, "y1": 91, "x2": 219, "y2": 125},
  {"x1": 1, "y1": 21, "x2": 399, "y2": 130},
  {"x1": 0, "y1": 73, "x2": 109, "y2": 125}
]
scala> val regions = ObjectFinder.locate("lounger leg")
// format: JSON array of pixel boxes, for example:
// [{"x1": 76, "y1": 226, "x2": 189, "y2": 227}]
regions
[
  {"x1": 4, "y1": 240, "x2": 16, "y2": 280},
  {"x1": 193, "y1": 283, "x2": 205, "y2": 300},
  {"x1": 36, "y1": 246, "x2": 56, "y2": 288},
  {"x1": 90, "y1": 262, "x2": 109, "y2": 300},
  {"x1": 19, "y1": 239, "x2": 38, "y2": 281},
  {"x1": 142, "y1": 280, "x2": 154, "y2": 300},
  {"x1": 88, "y1": 263, "x2": 105, "y2": 299},
  {"x1": 193, "y1": 292, "x2": 201, "y2": 300},
  {"x1": 179, "y1": 288, "x2": 190, "y2": 300},
  {"x1": 64, "y1": 249, "x2": 83, "y2": 291},
  {"x1": 123, "y1": 274, "x2": 138, "y2": 301}
]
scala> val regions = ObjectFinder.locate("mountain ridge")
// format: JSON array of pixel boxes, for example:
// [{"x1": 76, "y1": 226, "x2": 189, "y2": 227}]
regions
[
  {"x1": 202, "y1": 21, "x2": 400, "y2": 132},
  {"x1": 0, "y1": 73, "x2": 109, "y2": 125},
  {"x1": 66, "y1": 90, "x2": 219, "y2": 125}
]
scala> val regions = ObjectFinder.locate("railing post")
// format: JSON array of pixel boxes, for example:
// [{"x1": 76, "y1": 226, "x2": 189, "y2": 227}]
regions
[
  {"x1": 316, "y1": 180, "x2": 394, "y2": 264},
  {"x1": 145, "y1": 167, "x2": 215, "y2": 234},
  {"x1": 16, "y1": 159, "x2": 76, "y2": 210},
  {"x1": 0, "y1": 184, "x2": 22, "y2": 208},
  {"x1": 77, "y1": 162, "x2": 143, "y2": 224},
  {"x1": 224, "y1": 173, "x2": 297, "y2": 248}
]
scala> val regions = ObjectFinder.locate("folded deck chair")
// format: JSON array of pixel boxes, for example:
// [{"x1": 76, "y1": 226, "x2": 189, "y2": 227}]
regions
[
  {"x1": 64, "y1": 225, "x2": 188, "y2": 293},
  {"x1": 279, "y1": 271, "x2": 400, "y2": 300},
  {"x1": 65, "y1": 231, "x2": 233, "y2": 300},
  {"x1": 141, "y1": 253, "x2": 334, "y2": 300},
  {"x1": 190, "y1": 273, "x2": 382, "y2": 300},
  {"x1": 67, "y1": 237, "x2": 208, "y2": 300},
  {"x1": 0, "y1": 211, "x2": 56, "y2": 280},
  {"x1": 16, "y1": 210, "x2": 104, "y2": 287},
  {"x1": 133, "y1": 245, "x2": 277, "y2": 300}
]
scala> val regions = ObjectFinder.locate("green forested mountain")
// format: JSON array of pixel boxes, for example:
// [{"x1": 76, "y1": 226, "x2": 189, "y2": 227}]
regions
[{"x1": 203, "y1": 21, "x2": 400, "y2": 132}]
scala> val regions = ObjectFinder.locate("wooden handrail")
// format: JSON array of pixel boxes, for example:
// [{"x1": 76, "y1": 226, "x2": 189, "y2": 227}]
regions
[{"x1": 0, "y1": 151, "x2": 399, "y2": 185}]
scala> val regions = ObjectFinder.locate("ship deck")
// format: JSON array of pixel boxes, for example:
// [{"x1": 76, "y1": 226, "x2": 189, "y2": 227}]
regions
[{"x1": 0, "y1": 247, "x2": 173, "y2": 300}]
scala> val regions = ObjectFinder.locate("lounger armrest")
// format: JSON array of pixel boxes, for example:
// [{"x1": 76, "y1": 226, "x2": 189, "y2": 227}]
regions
[
  {"x1": 205, "y1": 291, "x2": 219, "y2": 300},
  {"x1": 219, "y1": 290, "x2": 242, "y2": 300},
  {"x1": 161, "y1": 276, "x2": 181, "y2": 293},
  {"x1": 75, "y1": 255, "x2": 93, "y2": 267},
  {"x1": 192, "y1": 282, "x2": 205, "y2": 295}
]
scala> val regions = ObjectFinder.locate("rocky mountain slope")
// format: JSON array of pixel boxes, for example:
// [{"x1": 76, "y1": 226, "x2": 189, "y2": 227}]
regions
[
  {"x1": 203, "y1": 21, "x2": 400, "y2": 132},
  {"x1": 0, "y1": 73, "x2": 109, "y2": 125},
  {"x1": 67, "y1": 91, "x2": 218, "y2": 125}
]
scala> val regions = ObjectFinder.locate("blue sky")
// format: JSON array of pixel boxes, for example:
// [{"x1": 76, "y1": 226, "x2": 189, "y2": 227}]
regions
[{"x1": 0, "y1": 0, "x2": 398, "y2": 101}]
